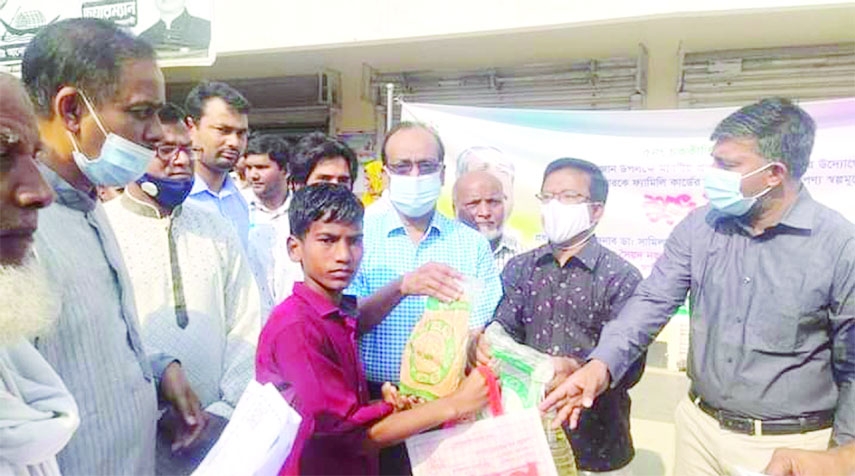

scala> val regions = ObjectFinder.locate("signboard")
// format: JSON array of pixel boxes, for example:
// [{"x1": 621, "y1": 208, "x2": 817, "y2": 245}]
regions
[{"x1": 0, "y1": 0, "x2": 214, "y2": 74}]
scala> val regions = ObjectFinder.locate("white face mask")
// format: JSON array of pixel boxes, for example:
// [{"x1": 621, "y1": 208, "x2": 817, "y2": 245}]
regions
[
  {"x1": 388, "y1": 172, "x2": 442, "y2": 218},
  {"x1": 540, "y1": 200, "x2": 593, "y2": 245},
  {"x1": 67, "y1": 91, "x2": 155, "y2": 187}
]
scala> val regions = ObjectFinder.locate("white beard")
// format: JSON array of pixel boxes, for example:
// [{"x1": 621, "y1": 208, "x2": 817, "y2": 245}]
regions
[
  {"x1": 0, "y1": 257, "x2": 61, "y2": 345},
  {"x1": 479, "y1": 227, "x2": 503, "y2": 242}
]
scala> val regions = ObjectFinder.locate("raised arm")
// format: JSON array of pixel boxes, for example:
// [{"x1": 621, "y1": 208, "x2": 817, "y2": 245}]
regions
[
  {"x1": 542, "y1": 212, "x2": 697, "y2": 428},
  {"x1": 356, "y1": 262, "x2": 464, "y2": 334}
]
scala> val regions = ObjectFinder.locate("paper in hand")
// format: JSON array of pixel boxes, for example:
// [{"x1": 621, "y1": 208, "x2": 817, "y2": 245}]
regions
[{"x1": 192, "y1": 380, "x2": 302, "y2": 476}]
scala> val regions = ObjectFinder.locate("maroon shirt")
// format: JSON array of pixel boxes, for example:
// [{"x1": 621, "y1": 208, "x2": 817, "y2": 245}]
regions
[{"x1": 256, "y1": 283, "x2": 394, "y2": 475}]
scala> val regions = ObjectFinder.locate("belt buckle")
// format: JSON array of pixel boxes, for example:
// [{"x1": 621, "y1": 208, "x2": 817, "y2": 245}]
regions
[
  {"x1": 754, "y1": 419, "x2": 763, "y2": 437},
  {"x1": 798, "y1": 417, "x2": 810, "y2": 434},
  {"x1": 717, "y1": 412, "x2": 755, "y2": 436}
]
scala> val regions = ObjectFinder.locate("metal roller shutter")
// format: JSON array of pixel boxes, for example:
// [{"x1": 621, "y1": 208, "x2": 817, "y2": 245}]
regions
[
  {"x1": 370, "y1": 45, "x2": 648, "y2": 126},
  {"x1": 678, "y1": 43, "x2": 855, "y2": 108},
  {"x1": 167, "y1": 71, "x2": 341, "y2": 132}
]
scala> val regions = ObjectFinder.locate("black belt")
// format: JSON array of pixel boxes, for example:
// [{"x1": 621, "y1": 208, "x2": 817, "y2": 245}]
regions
[{"x1": 688, "y1": 390, "x2": 833, "y2": 436}]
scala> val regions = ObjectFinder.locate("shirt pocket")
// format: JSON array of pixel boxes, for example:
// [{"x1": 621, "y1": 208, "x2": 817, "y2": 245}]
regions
[
  {"x1": 747, "y1": 267, "x2": 831, "y2": 352},
  {"x1": 746, "y1": 291, "x2": 803, "y2": 352}
]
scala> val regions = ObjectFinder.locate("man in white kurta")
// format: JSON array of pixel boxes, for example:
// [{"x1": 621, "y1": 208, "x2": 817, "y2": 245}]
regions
[
  {"x1": 106, "y1": 192, "x2": 261, "y2": 417},
  {"x1": 104, "y1": 103, "x2": 261, "y2": 422}
]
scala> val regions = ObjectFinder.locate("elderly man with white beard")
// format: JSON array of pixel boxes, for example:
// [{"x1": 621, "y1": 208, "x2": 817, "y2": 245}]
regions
[
  {"x1": 453, "y1": 170, "x2": 523, "y2": 270},
  {"x1": 0, "y1": 72, "x2": 79, "y2": 476}
]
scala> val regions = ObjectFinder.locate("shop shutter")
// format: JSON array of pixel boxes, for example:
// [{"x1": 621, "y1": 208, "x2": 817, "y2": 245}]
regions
[
  {"x1": 167, "y1": 71, "x2": 340, "y2": 132},
  {"x1": 678, "y1": 43, "x2": 855, "y2": 108},
  {"x1": 370, "y1": 46, "x2": 648, "y2": 127}
]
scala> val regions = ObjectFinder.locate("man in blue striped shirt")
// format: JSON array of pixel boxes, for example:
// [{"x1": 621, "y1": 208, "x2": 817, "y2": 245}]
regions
[
  {"x1": 22, "y1": 18, "x2": 205, "y2": 475},
  {"x1": 348, "y1": 122, "x2": 502, "y2": 474}
]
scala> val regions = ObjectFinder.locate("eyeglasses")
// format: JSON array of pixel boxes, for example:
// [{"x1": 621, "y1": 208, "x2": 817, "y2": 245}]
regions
[
  {"x1": 156, "y1": 144, "x2": 202, "y2": 162},
  {"x1": 535, "y1": 190, "x2": 590, "y2": 205},
  {"x1": 385, "y1": 159, "x2": 442, "y2": 176}
]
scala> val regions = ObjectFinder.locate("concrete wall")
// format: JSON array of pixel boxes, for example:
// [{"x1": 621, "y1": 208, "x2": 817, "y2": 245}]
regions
[
  {"x1": 164, "y1": 3, "x2": 855, "y2": 133},
  {"x1": 210, "y1": 0, "x2": 852, "y2": 54}
]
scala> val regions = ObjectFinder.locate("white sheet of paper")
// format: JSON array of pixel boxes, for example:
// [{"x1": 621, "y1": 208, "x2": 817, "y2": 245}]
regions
[
  {"x1": 733, "y1": 467, "x2": 766, "y2": 476},
  {"x1": 406, "y1": 408, "x2": 558, "y2": 476},
  {"x1": 192, "y1": 380, "x2": 302, "y2": 476}
]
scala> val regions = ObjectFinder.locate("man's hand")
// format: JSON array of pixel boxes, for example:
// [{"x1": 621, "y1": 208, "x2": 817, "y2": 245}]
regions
[
  {"x1": 160, "y1": 362, "x2": 207, "y2": 451},
  {"x1": 764, "y1": 445, "x2": 855, "y2": 476},
  {"x1": 539, "y1": 359, "x2": 610, "y2": 429},
  {"x1": 547, "y1": 356, "x2": 584, "y2": 393},
  {"x1": 400, "y1": 262, "x2": 464, "y2": 303}
]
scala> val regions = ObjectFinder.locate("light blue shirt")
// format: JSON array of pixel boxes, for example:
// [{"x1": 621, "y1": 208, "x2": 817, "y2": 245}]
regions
[
  {"x1": 187, "y1": 174, "x2": 250, "y2": 250},
  {"x1": 349, "y1": 208, "x2": 502, "y2": 383}
]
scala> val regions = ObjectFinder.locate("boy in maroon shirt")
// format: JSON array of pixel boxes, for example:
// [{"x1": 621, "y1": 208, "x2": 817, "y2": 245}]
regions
[{"x1": 257, "y1": 183, "x2": 490, "y2": 475}]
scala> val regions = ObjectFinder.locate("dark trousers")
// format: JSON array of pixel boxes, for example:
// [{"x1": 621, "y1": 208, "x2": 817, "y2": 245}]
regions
[
  {"x1": 368, "y1": 381, "x2": 413, "y2": 476},
  {"x1": 155, "y1": 411, "x2": 228, "y2": 476}
]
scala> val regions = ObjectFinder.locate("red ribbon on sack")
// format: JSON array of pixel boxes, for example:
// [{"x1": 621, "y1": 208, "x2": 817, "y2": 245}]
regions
[
  {"x1": 477, "y1": 365, "x2": 503, "y2": 417},
  {"x1": 440, "y1": 365, "x2": 503, "y2": 429}
]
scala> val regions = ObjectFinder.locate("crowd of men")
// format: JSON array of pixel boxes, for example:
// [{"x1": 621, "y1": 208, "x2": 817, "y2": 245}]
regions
[{"x1": 1, "y1": 17, "x2": 853, "y2": 476}]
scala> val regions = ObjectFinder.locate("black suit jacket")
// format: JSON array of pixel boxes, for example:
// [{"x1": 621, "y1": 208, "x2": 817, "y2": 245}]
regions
[{"x1": 140, "y1": 9, "x2": 210, "y2": 50}]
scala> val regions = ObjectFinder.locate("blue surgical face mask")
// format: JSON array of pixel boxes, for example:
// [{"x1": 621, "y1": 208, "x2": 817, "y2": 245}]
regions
[
  {"x1": 137, "y1": 174, "x2": 195, "y2": 210},
  {"x1": 703, "y1": 162, "x2": 777, "y2": 216},
  {"x1": 388, "y1": 171, "x2": 442, "y2": 218},
  {"x1": 67, "y1": 92, "x2": 156, "y2": 187}
]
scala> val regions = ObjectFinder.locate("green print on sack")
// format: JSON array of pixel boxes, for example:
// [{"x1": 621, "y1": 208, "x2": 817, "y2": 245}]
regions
[
  {"x1": 492, "y1": 348, "x2": 541, "y2": 408},
  {"x1": 424, "y1": 297, "x2": 471, "y2": 312},
  {"x1": 406, "y1": 318, "x2": 457, "y2": 385}
]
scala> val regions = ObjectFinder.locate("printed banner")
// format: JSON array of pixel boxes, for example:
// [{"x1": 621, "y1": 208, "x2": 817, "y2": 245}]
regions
[
  {"x1": 402, "y1": 98, "x2": 855, "y2": 277},
  {"x1": 406, "y1": 408, "x2": 558, "y2": 476},
  {"x1": 0, "y1": 0, "x2": 214, "y2": 73}
]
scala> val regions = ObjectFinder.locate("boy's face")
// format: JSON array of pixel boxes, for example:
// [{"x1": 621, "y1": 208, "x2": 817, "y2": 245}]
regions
[{"x1": 288, "y1": 218, "x2": 363, "y2": 299}]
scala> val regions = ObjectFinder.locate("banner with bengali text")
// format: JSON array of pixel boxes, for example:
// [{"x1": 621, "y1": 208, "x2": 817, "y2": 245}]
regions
[{"x1": 402, "y1": 98, "x2": 855, "y2": 277}]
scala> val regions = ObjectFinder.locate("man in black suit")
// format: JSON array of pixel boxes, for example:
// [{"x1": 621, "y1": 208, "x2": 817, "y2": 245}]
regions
[{"x1": 140, "y1": 0, "x2": 210, "y2": 50}]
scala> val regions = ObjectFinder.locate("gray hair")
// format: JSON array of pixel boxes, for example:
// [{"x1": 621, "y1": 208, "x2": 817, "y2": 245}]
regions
[
  {"x1": 711, "y1": 97, "x2": 815, "y2": 179},
  {"x1": 22, "y1": 18, "x2": 156, "y2": 118},
  {"x1": 455, "y1": 146, "x2": 515, "y2": 182}
]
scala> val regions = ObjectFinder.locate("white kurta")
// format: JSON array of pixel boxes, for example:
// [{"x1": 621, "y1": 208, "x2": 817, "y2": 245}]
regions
[
  {"x1": 105, "y1": 193, "x2": 261, "y2": 418},
  {"x1": 0, "y1": 340, "x2": 79, "y2": 476}
]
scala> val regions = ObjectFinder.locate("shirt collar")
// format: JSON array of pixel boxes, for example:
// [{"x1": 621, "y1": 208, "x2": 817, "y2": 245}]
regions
[
  {"x1": 493, "y1": 232, "x2": 522, "y2": 257},
  {"x1": 119, "y1": 190, "x2": 171, "y2": 219},
  {"x1": 292, "y1": 282, "x2": 358, "y2": 320},
  {"x1": 37, "y1": 162, "x2": 97, "y2": 212},
  {"x1": 777, "y1": 186, "x2": 815, "y2": 230},
  {"x1": 190, "y1": 173, "x2": 238, "y2": 199},
  {"x1": 380, "y1": 207, "x2": 448, "y2": 237},
  {"x1": 251, "y1": 193, "x2": 291, "y2": 218},
  {"x1": 535, "y1": 235, "x2": 601, "y2": 270}
]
